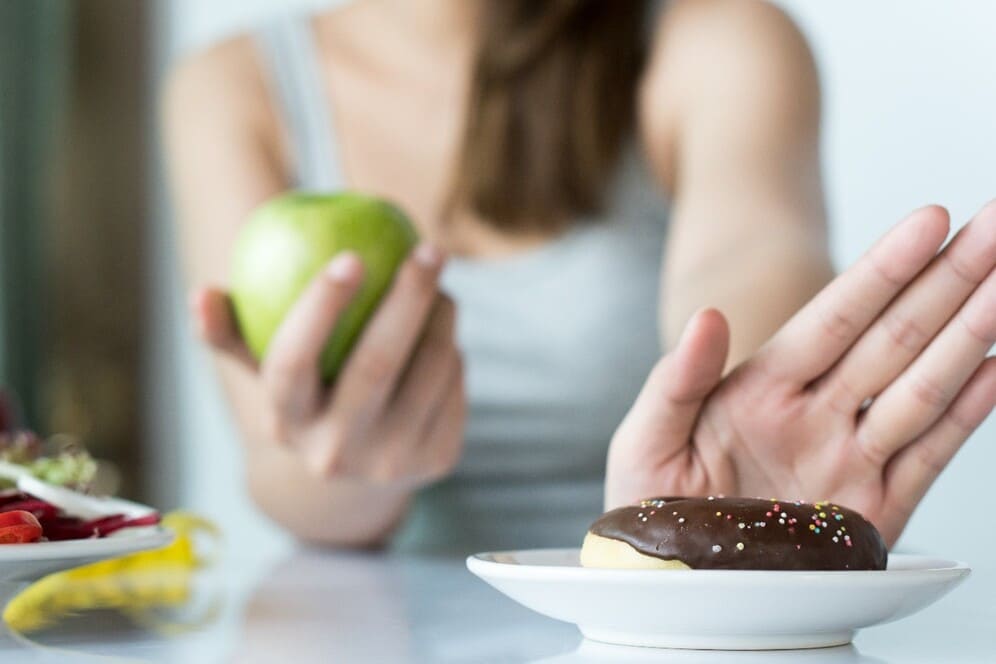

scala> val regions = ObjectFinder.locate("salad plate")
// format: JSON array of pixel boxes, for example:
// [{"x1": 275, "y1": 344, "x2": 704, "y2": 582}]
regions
[
  {"x1": 467, "y1": 548, "x2": 970, "y2": 650},
  {"x1": 0, "y1": 430, "x2": 174, "y2": 586},
  {"x1": 0, "y1": 526, "x2": 174, "y2": 582}
]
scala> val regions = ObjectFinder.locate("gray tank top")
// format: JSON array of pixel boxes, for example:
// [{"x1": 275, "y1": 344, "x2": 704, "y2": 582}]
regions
[{"x1": 255, "y1": 15, "x2": 669, "y2": 553}]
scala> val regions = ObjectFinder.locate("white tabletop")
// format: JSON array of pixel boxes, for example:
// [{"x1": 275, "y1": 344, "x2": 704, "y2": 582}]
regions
[{"x1": 0, "y1": 542, "x2": 992, "y2": 663}]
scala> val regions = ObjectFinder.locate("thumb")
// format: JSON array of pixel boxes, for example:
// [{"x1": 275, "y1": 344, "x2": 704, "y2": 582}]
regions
[
  {"x1": 190, "y1": 287, "x2": 258, "y2": 371},
  {"x1": 618, "y1": 308, "x2": 730, "y2": 456}
]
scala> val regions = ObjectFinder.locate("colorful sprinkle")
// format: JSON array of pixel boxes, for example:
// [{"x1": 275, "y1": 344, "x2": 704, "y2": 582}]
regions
[
  {"x1": 712, "y1": 544, "x2": 722, "y2": 553},
  {"x1": 736, "y1": 542, "x2": 745, "y2": 551}
]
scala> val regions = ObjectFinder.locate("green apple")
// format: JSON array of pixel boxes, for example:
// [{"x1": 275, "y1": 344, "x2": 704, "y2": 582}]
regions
[{"x1": 230, "y1": 191, "x2": 418, "y2": 381}]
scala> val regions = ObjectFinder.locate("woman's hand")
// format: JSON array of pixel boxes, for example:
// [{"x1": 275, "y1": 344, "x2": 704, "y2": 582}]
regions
[
  {"x1": 607, "y1": 202, "x2": 996, "y2": 546},
  {"x1": 191, "y1": 244, "x2": 466, "y2": 488}
]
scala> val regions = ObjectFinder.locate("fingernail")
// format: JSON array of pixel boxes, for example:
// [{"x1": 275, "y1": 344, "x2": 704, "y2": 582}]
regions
[
  {"x1": 678, "y1": 308, "x2": 719, "y2": 347},
  {"x1": 326, "y1": 252, "x2": 361, "y2": 282},
  {"x1": 414, "y1": 242, "x2": 444, "y2": 269},
  {"x1": 678, "y1": 317, "x2": 698, "y2": 347}
]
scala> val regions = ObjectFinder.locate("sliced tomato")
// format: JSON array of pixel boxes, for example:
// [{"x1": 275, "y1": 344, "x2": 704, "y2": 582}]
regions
[{"x1": 0, "y1": 510, "x2": 43, "y2": 544}]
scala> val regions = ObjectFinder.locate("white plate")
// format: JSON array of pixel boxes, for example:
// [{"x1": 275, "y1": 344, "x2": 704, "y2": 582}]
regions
[
  {"x1": 466, "y1": 548, "x2": 970, "y2": 650},
  {"x1": 0, "y1": 527, "x2": 174, "y2": 582}
]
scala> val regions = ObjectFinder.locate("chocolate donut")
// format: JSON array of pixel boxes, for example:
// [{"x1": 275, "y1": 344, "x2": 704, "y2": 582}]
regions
[{"x1": 580, "y1": 496, "x2": 887, "y2": 571}]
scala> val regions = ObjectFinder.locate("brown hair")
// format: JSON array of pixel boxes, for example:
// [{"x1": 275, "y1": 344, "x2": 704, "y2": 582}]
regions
[{"x1": 451, "y1": 0, "x2": 651, "y2": 232}]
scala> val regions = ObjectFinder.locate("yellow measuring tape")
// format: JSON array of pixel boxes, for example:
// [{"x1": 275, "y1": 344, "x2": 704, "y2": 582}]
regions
[{"x1": 3, "y1": 512, "x2": 220, "y2": 634}]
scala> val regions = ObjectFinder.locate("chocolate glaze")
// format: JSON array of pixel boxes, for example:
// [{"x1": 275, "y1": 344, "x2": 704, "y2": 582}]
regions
[{"x1": 589, "y1": 497, "x2": 887, "y2": 571}]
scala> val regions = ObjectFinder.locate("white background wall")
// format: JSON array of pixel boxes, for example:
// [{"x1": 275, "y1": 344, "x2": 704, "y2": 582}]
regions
[{"x1": 149, "y1": 1, "x2": 996, "y2": 558}]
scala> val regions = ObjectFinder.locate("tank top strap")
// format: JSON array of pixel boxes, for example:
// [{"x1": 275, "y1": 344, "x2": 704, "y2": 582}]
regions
[
  {"x1": 644, "y1": 0, "x2": 669, "y2": 46},
  {"x1": 253, "y1": 13, "x2": 343, "y2": 190}
]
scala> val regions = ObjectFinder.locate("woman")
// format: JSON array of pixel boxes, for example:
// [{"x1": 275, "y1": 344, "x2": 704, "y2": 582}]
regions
[{"x1": 163, "y1": 0, "x2": 995, "y2": 551}]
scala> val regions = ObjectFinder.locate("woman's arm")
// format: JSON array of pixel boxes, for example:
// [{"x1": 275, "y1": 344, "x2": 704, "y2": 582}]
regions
[
  {"x1": 162, "y1": 39, "x2": 463, "y2": 546},
  {"x1": 617, "y1": 1, "x2": 995, "y2": 544},
  {"x1": 641, "y1": 0, "x2": 833, "y2": 366}
]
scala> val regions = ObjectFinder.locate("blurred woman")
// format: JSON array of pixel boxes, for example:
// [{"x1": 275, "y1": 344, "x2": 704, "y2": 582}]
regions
[{"x1": 163, "y1": 0, "x2": 995, "y2": 551}]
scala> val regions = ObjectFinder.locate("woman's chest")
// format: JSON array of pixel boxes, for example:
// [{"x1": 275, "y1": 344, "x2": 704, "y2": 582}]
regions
[
  {"x1": 312, "y1": 43, "x2": 587, "y2": 259},
  {"x1": 443, "y1": 206, "x2": 667, "y2": 454}
]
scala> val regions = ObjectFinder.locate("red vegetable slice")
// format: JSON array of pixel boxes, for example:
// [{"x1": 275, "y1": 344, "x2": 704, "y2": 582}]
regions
[
  {"x1": 0, "y1": 510, "x2": 43, "y2": 544},
  {"x1": 0, "y1": 492, "x2": 161, "y2": 541},
  {"x1": 36, "y1": 516, "x2": 93, "y2": 541},
  {"x1": 0, "y1": 491, "x2": 30, "y2": 509},
  {"x1": 42, "y1": 512, "x2": 161, "y2": 541},
  {"x1": 0, "y1": 499, "x2": 59, "y2": 521}
]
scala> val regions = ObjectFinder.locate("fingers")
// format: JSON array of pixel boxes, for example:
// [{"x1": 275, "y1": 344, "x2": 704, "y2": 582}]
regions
[
  {"x1": 856, "y1": 267, "x2": 996, "y2": 462},
  {"x1": 759, "y1": 206, "x2": 950, "y2": 383},
  {"x1": 260, "y1": 253, "x2": 364, "y2": 421},
  {"x1": 189, "y1": 287, "x2": 257, "y2": 371},
  {"x1": 412, "y1": 365, "x2": 466, "y2": 484},
  {"x1": 822, "y1": 201, "x2": 996, "y2": 412},
  {"x1": 363, "y1": 296, "x2": 459, "y2": 484},
  {"x1": 884, "y1": 357, "x2": 996, "y2": 514},
  {"x1": 616, "y1": 309, "x2": 730, "y2": 460},
  {"x1": 386, "y1": 296, "x2": 459, "y2": 431},
  {"x1": 333, "y1": 243, "x2": 445, "y2": 416},
  {"x1": 366, "y1": 348, "x2": 464, "y2": 486}
]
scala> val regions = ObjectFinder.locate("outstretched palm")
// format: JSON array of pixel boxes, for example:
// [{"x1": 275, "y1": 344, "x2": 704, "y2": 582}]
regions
[{"x1": 607, "y1": 203, "x2": 996, "y2": 546}]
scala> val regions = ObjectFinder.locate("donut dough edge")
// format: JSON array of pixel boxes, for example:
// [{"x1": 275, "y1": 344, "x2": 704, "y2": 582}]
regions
[{"x1": 579, "y1": 532, "x2": 691, "y2": 570}]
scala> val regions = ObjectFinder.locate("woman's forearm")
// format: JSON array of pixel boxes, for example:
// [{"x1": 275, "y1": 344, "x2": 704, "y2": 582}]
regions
[
  {"x1": 218, "y1": 362, "x2": 412, "y2": 547},
  {"x1": 645, "y1": 0, "x2": 828, "y2": 366},
  {"x1": 665, "y1": 226, "x2": 834, "y2": 368},
  {"x1": 245, "y1": 441, "x2": 412, "y2": 547}
]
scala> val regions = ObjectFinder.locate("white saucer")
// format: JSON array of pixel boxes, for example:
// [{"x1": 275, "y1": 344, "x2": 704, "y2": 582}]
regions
[
  {"x1": 466, "y1": 548, "x2": 969, "y2": 650},
  {"x1": 0, "y1": 527, "x2": 174, "y2": 582}
]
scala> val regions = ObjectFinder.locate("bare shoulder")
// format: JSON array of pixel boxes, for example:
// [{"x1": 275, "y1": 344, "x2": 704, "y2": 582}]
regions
[
  {"x1": 659, "y1": 0, "x2": 811, "y2": 52},
  {"x1": 160, "y1": 33, "x2": 290, "y2": 256},
  {"x1": 161, "y1": 35, "x2": 272, "y2": 143},
  {"x1": 646, "y1": 0, "x2": 817, "y2": 96},
  {"x1": 639, "y1": 0, "x2": 820, "y2": 183}
]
